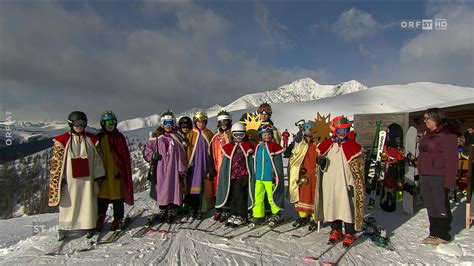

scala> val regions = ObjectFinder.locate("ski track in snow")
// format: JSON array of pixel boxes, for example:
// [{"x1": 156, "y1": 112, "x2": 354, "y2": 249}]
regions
[{"x1": 1, "y1": 190, "x2": 474, "y2": 265}]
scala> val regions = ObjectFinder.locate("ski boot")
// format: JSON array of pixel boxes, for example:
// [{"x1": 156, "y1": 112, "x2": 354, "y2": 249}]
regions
[
  {"x1": 110, "y1": 218, "x2": 123, "y2": 231},
  {"x1": 213, "y1": 210, "x2": 222, "y2": 221},
  {"x1": 219, "y1": 210, "x2": 230, "y2": 223},
  {"x1": 96, "y1": 214, "x2": 106, "y2": 231},
  {"x1": 166, "y1": 208, "x2": 177, "y2": 224},
  {"x1": 292, "y1": 216, "x2": 310, "y2": 228},
  {"x1": 268, "y1": 212, "x2": 282, "y2": 227},
  {"x1": 226, "y1": 215, "x2": 236, "y2": 227},
  {"x1": 85, "y1": 229, "x2": 95, "y2": 239},
  {"x1": 342, "y1": 233, "x2": 355, "y2": 248},
  {"x1": 57, "y1": 230, "x2": 66, "y2": 242},
  {"x1": 327, "y1": 229, "x2": 342, "y2": 244},
  {"x1": 232, "y1": 216, "x2": 247, "y2": 228},
  {"x1": 249, "y1": 216, "x2": 265, "y2": 227},
  {"x1": 308, "y1": 219, "x2": 318, "y2": 231}
]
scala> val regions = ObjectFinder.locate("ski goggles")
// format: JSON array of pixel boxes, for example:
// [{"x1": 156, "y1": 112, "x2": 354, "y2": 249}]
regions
[
  {"x1": 102, "y1": 119, "x2": 116, "y2": 126},
  {"x1": 71, "y1": 120, "x2": 87, "y2": 127},
  {"x1": 163, "y1": 120, "x2": 174, "y2": 127},
  {"x1": 335, "y1": 127, "x2": 349, "y2": 134},
  {"x1": 232, "y1": 131, "x2": 246, "y2": 140},
  {"x1": 179, "y1": 123, "x2": 192, "y2": 130}
]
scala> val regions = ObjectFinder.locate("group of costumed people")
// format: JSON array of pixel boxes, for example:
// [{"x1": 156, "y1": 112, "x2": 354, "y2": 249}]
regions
[
  {"x1": 47, "y1": 102, "x2": 365, "y2": 247},
  {"x1": 141, "y1": 102, "x2": 364, "y2": 247}
]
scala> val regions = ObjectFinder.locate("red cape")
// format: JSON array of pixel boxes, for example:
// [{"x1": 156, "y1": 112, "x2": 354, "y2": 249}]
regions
[
  {"x1": 223, "y1": 141, "x2": 254, "y2": 157},
  {"x1": 55, "y1": 132, "x2": 99, "y2": 146},
  {"x1": 317, "y1": 137, "x2": 362, "y2": 163}
]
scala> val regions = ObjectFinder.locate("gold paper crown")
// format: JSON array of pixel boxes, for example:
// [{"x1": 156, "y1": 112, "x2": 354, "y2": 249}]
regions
[
  {"x1": 193, "y1": 111, "x2": 208, "y2": 122},
  {"x1": 242, "y1": 113, "x2": 261, "y2": 133}
]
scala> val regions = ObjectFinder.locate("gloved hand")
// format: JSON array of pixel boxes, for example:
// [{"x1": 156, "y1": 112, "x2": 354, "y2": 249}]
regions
[
  {"x1": 317, "y1": 156, "x2": 327, "y2": 169},
  {"x1": 208, "y1": 167, "x2": 217, "y2": 181},
  {"x1": 179, "y1": 172, "x2": 187, "y2": 181},
  {"x1": 152, "y1": 153, "x2": 162, "y2": 161},
  {"x1": 95, "y1": 176, "x2": 106, "y2": 185}
]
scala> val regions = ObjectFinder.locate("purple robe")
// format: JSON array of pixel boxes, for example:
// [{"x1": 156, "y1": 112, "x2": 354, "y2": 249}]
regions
[
  {"x1": 188, "y1": 134, "x2": 209, "y2": 195},
  {"x1": 144, "y1": 133, "x2": 187, "y2": 206}
]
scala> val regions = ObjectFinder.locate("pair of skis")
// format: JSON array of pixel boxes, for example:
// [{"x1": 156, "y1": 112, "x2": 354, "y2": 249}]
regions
[{"x1": 305, "y1": 217, "x2": 395, "y2": 264}]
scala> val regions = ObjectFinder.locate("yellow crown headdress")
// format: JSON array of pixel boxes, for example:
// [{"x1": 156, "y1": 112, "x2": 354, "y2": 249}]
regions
[{"x1": 193, "y1": 111, "x2": 208, "y2": 122}]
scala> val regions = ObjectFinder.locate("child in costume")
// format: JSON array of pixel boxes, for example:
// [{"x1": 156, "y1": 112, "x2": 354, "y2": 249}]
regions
[
  {"x1": 251, "y1": 124, "x2": 285, "y2": 226},
  {"x1": 288, "y1": 121, "x2": 319, "y2": 230},
  {"x1": 215, "y1": 122, "x2": 254, "y2": 227},
  {"x1": 96, "y1": 111, "x2": 134, "y2": 231},
  {"x1": 143, "y1": 110, "x2": 188, "y2": 223},
  {"x1": 256, "y1": 102, "x2": 282, "y2": 144},
  {"x1": 314, "y1": 116, "x2": 365, "y2": 247},
  {"x1": 209, "y1": 110, "x2": 233, "y2": 222},
  {"x1": 183, "y1": 112, "x2": 214, "y2": 219},
  {"x1": 48, "y1": 111, "x2": 105, "y2": 240}
]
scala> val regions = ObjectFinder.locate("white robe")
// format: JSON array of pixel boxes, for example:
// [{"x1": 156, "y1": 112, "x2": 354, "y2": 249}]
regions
[
  {"x1": 58, "y1": 135, "x2": 104, "y2": 230},
  {"x1": 321, "y1": 143, "x2": 355, "y2": 224}
]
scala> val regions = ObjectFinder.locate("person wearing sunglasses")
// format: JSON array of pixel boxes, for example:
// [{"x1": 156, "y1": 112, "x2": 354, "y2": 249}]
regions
[
  {"x1": 215, "y1": 122, "x2": 254, "y2": 227},
  {"x1": 418, "y1": 108, "x2": 460, "y2": 245},
  {"x1": 209, "y1": 110, "x2": 233, "y2": 222},
  {"x1": 95, "y1": 111, "x2": 134, "y2": 232},
  {"x1": 284, "y1": 119, "x2": 305, "y2": 158},
  {"x1": 256, "y1": 102, "x2": 282, "y2": 145},
  {"x1": 143, "y1": 110, "x2": 188, "y2": 224},
  {"x1": 288, "y1": 121, "x2": 320, "y2": 231},
  {"x1": 48, "y1": 111, "x2": 106, "y2": 241},
  {"x1": 182, "y1": 112, "x2": 214, "y2": 220},
  {"x1": 251, "y1": 123, "x2": 285, "y2": 227},
  {"x1": 315, "y1": 115, "x2": 365, "y2": 247}
]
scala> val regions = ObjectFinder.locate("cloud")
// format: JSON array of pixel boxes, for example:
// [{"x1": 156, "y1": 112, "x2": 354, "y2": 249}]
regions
[
  {"x1": 332, "y1": 8, "x2": 378, "y2": 41},
  {"x1": 0, "y1": 1, "x2": 326, "y2": 122},
  {"x1": 253, "y1": 2, "x2": 290, "y2": 49},
  {"x1": 364, "y1": 3, "x2": 474, "y2": 87}
]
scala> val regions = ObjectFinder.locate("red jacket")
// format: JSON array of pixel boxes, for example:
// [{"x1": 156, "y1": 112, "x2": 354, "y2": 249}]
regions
[{"x1": 418, "y1": 124, "x2": 460, "y2": 189}]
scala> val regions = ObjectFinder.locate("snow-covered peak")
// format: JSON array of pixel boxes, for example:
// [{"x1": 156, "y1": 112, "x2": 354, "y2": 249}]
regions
[
  {"x1": 117, "y1": 114, "x2": 160, "y2": 132},
  {"x1": 118, "y1": 78, "x2": 367, "y2": 131},
  {"x1": 333, "y1": 80, "x2": 368, "y2": 95}
]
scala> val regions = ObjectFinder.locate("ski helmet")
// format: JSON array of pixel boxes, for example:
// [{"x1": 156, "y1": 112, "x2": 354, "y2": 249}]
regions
[
  {"x1": 303, "y1": 121, "x2": 316, "y2": 135},
  {"x1": 160, "y1": 110, "x2": 175, "y2": 127},
  {"x1": 217, "y1": 110, "x2": 232, "y2": 123},
  {"x1": 231, "y1": 122, "x2": 246, "y2": 133},
  {"x1": 100, "y1": 111, "x2": 117, "y2": 128},
  {"x1": 295, "y1": 119, "x2": 305, "y2": 127},
  {"x1": 330, "y1": 116, "x2": 351, "y2": 135},
  {"x1": 178, "y1": 116, "x2": 193, "y2": 129},
  {"x1": 68, "y1": 111, "x2": 87, "y2": 128},
  {"x1": 231, "y1": 122, "x2": 246, "y2": 142},
  {"x1": 258, "y1": 123, "x2": 273, "y2": 136}
]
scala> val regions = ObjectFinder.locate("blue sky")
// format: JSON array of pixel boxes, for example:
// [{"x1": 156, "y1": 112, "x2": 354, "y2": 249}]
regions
[{"x1": 0, "y1": 0, "x2": 472, "y2": 121}]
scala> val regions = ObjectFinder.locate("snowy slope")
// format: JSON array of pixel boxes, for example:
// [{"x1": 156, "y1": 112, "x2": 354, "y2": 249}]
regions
[
  {"x1": 117, "y1": 78, "x2": 368, "y2": 131},
  {"x1": 0, "y1": 190, "x2": 473, "y2": 264}
]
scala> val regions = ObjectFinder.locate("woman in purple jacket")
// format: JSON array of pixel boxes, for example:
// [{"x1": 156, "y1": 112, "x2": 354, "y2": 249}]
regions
[{"x1": 418, "y1": 108, "x2": 460, "y2": 245}]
